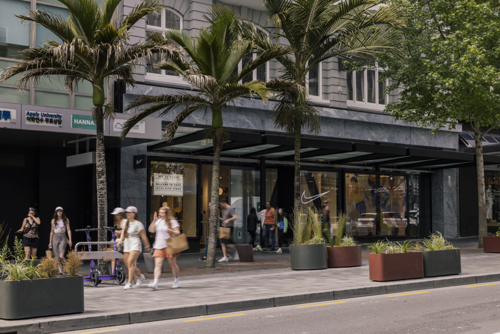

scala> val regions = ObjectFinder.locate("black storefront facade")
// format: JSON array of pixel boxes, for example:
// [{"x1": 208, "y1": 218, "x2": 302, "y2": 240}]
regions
[{"x1": 128, "y1": 126, "x2": 481, "y2": 251}]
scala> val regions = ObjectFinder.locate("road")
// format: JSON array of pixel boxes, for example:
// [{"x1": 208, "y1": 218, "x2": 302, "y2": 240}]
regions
[{"x1": 63, "y1": 282, "x2": 500, "y2": 334}]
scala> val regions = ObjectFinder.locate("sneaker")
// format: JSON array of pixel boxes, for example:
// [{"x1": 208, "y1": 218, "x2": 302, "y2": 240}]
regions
[
  {"x1": 123, "y1": 283, "x2": 133, "y2": 290},
  {"x1": 148, "y1": 282, "x2": 158, "y2": 290},
  {"x1": 172, "y1": 280, "x2": 180, "y2": 289},
  {"x1": 276, "y1": 248, "x2": 283, "y2": 254},
  {"x1": 198, "y1": 256, "x2": 207, "y2": 262},
  {"x1": 253, "y1": 247, "x2": 258, "y2": 251},
  {"x1": 218, "y1": 256, "x2": 229, "y2": 262},
  {"x1": 136, "y1": 274, "x2": 145, "y2": 287},
  {"x1": 256, "y1": 245, "x2": 263, "y2": 251},
  {"x1": 233, "y1": 252, "x2": 240, "y2": 261}
]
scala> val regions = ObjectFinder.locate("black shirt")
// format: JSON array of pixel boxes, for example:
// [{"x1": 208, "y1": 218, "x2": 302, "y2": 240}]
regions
[{"x1": 247, "y1": 213, "x2": 259, "y2": 232}]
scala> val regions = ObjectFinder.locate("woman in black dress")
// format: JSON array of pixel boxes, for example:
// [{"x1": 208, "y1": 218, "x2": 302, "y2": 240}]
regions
[
  {"x1": 17, "y1": 207, "x2": 41, "y2": 260},
  {"x1": 247, "y1": 207, "x2": 259, "y2": 249}
]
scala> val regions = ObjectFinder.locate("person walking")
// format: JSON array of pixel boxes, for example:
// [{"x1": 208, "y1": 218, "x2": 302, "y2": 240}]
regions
[
  {"x1": 17, "y1": 207, "x2": 41, "y2": 260},
  {"x1": 276, "y1": 208, "x2": 288, "y2": 253},
  {"x1": 48, "y1": 207, "x2": 72, "y2": 275},
  {"x1": 257, "y1": 208, "x2": 266, "y2": 251},
  {"x1": 262, "y1": 202, "x2": 276, "y2": 252},
  {"x1": 218, "y1": 200, "x2": 238, "y2": 262},
  {"x1": 117, "y1": 206, "x2": 151, "y2": 290},
  {"x1": 107, "y1": 207, "x2": 126, "y2": 274},
  {"x1": 247, "y1": 207, "x2": 259, "y2": 250},
  {"x1": 148, "y1": 206, "x2": 181, "y2": 290}
]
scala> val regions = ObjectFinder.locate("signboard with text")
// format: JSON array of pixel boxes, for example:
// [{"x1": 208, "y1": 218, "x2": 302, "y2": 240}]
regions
[
  {"x1": 113, "y1": 119, "x2": 145, "y2": 134},
  {"x1": 153, "y1": 173, "x2": 183, "y2": 196},
  {"x1": 25, "y1": 110, "x2": 62, "y2": 127},
  {"x1": 0, "y1": 109, "x2": 16, "y2": 124},
  {"x1": 72, "y1": 114, "x2": 97, "y2": 130}
]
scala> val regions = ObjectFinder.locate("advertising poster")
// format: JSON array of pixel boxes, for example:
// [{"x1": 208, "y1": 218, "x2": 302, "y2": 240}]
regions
[{"x1": 153, "y1": 173, "x2": 183, "y2": 196}]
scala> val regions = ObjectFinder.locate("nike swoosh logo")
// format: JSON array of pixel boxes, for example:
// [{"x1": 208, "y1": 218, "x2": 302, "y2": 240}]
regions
[
  {"x1": 136, "y1": 159, "x2": 143, "y2": 164},
  {"x1": 301, "y1": 191, "x2": 330, "y2": 204}
]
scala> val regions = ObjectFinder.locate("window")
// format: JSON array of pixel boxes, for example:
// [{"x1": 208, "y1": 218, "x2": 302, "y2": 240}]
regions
[
  {"x1": 145, "y1": 8, "x2": 182, "y2": 79},
  {"x1": 307, "y1": 62, "x2": 322, "y2": 98},
  {"x1": 240, "y1": 25, "x2": 269, "y2": 84},
  {"x1": 347, "y1": 67, "x2": 387, "y2": 108},
  {"x1": 0, "y1": 0, "x2": 30, "y2": 58}
]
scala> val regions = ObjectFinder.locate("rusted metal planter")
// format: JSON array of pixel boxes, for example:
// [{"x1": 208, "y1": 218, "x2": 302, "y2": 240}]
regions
[
  {"x1": 327, "y1": 245, "x2": 362, "y2": 268},
  {"x1": 483, "y1": 236, "x2": 500, "y2": 253},
  {"x1": 235, "y1": 244, "x2": 254, "y2": 262},
  {"x1": 368, "y1": 252, "x2": 423, "y2": 282}
]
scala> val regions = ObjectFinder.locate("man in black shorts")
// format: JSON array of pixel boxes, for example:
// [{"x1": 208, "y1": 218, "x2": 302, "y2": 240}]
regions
[{"x1": 218, "y1": 200, "x2": 238, "y2": 262}]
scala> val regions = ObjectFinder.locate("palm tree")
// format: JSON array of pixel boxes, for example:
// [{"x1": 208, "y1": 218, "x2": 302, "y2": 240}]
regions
[
  {"x1": 121, "y1": 6, "x2": 294, "y2": 268},
  {"x1": 241, "y1": 0, "x2": 404, "y2": 227},
  {"x1": 0, "y1": 0, "x2": 175, "y2": 265}
]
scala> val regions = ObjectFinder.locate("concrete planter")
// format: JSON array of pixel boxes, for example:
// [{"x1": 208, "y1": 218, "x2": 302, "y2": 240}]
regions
[
  {"x1": 369, "y1": 252, "x2": 424, "y2": 282},
  {"x1": 423, "y1": 249, "x2": 461, "y2": 277},
  {"x1": 0, "y1": 275, "x2": 84, "y2": 319},
  {"x1": 483, "y1": 236, "x2": 500, "y2": 253},
  {"x1": 327, "y1": 245, "x2": 362, "y2": 268},
  {"x1": 290, "y1": 244, "x2": 327, "y2": 270}
]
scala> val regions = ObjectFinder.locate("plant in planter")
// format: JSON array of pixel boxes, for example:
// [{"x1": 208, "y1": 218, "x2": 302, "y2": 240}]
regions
[
  {"x1": 484, "y1": 224, "x2": 500, "y2": 253},
  {"x1": 289, "y1": 209, "x2": 327, "y2": 270},
  {"x1": 421, "y1": 232, "x2": 461, "y2": 277},
  {"x1": 0, "y1": 245, "x2": 84, "y2": 320},
  {"x1": 325, "y1": 214, "x2": 362, "y2": 268},
  {"x1": 368, "y1": 239, "x2": 424, "y2": 282}
]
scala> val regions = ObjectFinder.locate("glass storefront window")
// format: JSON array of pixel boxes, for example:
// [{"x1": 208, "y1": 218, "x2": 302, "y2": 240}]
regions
[
  {"x1": 300, "y1": 170, "x2": 339, "y2": 235},
  {"x1": 485, "y1": 172, "x2": 500, "y2": 226},
  {"x1": 345, "y1": 173, "x2": 406, "y2": 237},
  {"x1": 150, "y1": 161, "x2": 197, "y2": 237},
  {"x1": 201, "y1": 164, "x2": 230, "y2": 243}
]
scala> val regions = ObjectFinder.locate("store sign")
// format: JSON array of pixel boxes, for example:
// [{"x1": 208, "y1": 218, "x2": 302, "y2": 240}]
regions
[
  {"x1": 113, "y1": 119, "x2": 145, "y2": 134},
  {"x1": 26, "y1": 110, "x2": 62, "y2": 127},
  {"x1": 153, "y1": 173, "x2": 183, "y2": 196},
  {"x1": 0, "y1": 109, "x2": 16, "y2": 124},
  {"x1": 72, "y1": 114, "x2": 97, "y2": 130},
  {"x1": 300, "y1": 190, "x2": 330, "y2": 204}
]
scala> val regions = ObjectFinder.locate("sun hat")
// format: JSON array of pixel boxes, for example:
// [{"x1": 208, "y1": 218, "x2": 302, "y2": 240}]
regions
[
  {"x1": 55, "y1": 206, "x2": 64, "y2": 211},
  {"x1": 125, "y1": 206, "x2": 138, "y2": 213},
  {"x1": 111, "y1": 207, "x2": 125, "y2": 215}
]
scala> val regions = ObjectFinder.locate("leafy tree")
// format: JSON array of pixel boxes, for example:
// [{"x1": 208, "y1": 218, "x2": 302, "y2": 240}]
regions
[
  {"x1": 0, "y1": 0, "x2": 174, "y2": 269},
  {"x1": 242, "y1": 0, "x2": 403, "y2": 227},
  {"x1": 380, "y1": 0, "x2": 500, "y2": 246},
  {"x1": 121, "y1": 6, "x2": 293, "y2": 268}
]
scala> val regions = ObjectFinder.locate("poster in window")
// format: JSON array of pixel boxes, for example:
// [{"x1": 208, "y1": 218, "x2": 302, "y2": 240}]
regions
[{"x1": 153, "y1": 173, "x2": 183, "y2": 196}]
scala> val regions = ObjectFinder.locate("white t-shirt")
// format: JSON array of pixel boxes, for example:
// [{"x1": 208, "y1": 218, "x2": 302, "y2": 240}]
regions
[
  {"x1": 153, "y1": 218, "x2": 180, "y2": 249},
  {"x1": 120, "y1": 219, "x2": 145, "y2": 252}
]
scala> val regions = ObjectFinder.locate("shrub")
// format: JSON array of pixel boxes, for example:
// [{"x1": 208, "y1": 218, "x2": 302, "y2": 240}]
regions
[
  {"x1": 368, "y1": 240, "x2": 388, "y2": 254},
  {"x1": 339, "y1": 236, "x2": 356, "y2": 247},
  {"x1": 290, "y1": 208, "x2": 325, "y2": 245},
  {"x1": 38, "y1": 257, "x2": 58, "y2": 278},
  {"x1": 1, "y1": 258, "x2": 40, "y2": 281},
  {"x1": 64, "y1": 251, "x2": 83, "y2": 276},
  {"x1": 422, "y1": 232, "x2": 455, "y2": 251}
]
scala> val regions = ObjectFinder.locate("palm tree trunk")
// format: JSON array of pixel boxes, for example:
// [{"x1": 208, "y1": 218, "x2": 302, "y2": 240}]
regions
[
  {"x1": 94, "y1": 105, "x2": 109, "y2": 273},
  {"x1": 206, "y1": 109, "x2": 224, "y2": 268},
  {"x1": 293, "y1": 124, "x2": 301, "y2": 229},
  {"x1": 475, "y1": 131, "x2": 487, "y2": 248}
]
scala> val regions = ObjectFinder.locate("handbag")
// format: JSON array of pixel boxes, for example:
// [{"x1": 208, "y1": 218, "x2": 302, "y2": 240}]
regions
[
  {"x1": 45, "y1": 249, "x2": 53, "y2": 258},
  {"x1": 167, "y1": 233, "x2": 189, "y2": 255},
  {"x1": 219, "y1": 227, "x2": 231, "y2": 240}
]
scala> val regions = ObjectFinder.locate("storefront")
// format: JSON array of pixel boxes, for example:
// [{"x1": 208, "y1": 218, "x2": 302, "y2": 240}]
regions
[{"x1": 137, "y1": 127, "x2": 476, "y2": 249}]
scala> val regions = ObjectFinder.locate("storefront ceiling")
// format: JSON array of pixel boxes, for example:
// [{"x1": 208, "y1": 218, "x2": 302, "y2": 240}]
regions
[{"x1": 148, "y1": 129, "x2": 483, "y2": 171}]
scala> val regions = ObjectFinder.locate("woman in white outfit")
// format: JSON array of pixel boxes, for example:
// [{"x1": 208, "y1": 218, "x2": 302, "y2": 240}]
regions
[
  {"x1": 117, "y1": 206, "x2": 151, "y2": 290},
  {"x1": 48, "y1": 207, "x2": 72, "y2": 275},
  {"x1": 148, "y1": 206, "x2": 181, "y2": 290}
]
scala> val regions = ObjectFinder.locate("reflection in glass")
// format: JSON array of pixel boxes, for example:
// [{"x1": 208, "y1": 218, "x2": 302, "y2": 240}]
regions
[
  {"x1": 347, "y1": 71, "x2": 353, "y2": 100},
  {"x1": 256, "y1": 52, "x2": 267, "y2": 82},
  {"x1": 241, "y1": 53, "x2": 253, "y2": 84},
  {"x1": 379, "y1": 79, "x2": 386, "y2": 104},
  {"x1": 0, "y1": 0, "x2": 30, "y2": 58},
  {"x1": 367, "y1": 70, "x2": 376, "y2": 103},
  {"x1": 356, "y1": 71, "x2": 364, "y2": 102},
  {"x1": 345, "y1": 173, "x2": 406, "y2": 236},
  {"x1": 146, "y1": 12, "x2": 161, "y2": 27},
  {"x1": 165, "y1": 10, "x2": 181, "y2": 29},
  {"x1": 308, "y1": 63, "x2": 319, "y2": 96}
]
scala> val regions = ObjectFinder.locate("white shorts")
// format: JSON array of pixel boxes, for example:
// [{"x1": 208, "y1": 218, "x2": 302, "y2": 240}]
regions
[{"x1": 123, "y1": 236, "x2": 141, "y2": 253}]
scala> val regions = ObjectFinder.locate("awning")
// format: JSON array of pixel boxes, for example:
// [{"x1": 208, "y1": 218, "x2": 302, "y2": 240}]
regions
[{"x1": 149, "y1": 128, "x2": 480, "y2": 171}]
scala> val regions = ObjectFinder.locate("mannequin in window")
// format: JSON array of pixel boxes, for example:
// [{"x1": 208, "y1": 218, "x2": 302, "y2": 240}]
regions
[{"x1": 487, "y1": 185, "x2": 494, "y2": 220}]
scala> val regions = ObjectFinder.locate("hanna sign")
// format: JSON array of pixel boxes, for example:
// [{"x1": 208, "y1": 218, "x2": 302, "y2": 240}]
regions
[{"x1": 72, "y1": 114, "x2": 96, "y2": 130}]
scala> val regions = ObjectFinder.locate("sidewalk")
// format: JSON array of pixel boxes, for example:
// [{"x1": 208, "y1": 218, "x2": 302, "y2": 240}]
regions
[{"x1": 3, "y1": 238, "x2": 499, "y2": 334}]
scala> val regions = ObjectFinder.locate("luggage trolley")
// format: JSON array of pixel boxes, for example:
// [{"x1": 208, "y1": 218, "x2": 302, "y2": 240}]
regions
[{"x1": 75, "y1": 226, "x2": 126, "y2": 286}]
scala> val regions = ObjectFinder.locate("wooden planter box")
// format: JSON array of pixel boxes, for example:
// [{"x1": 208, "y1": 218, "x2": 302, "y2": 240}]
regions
[
  {"x1": 369, "y1": 252, "x2": 423, "y2": 282},
  {"x1": 290, "y1": 244, "x2": 327, "y2": 270},
  {"x1": 327, "y1": 245, "x2": 362, "y2": 268},
  {"x1": 0, "y1": 276, "x2": 84, "y2": 319},
  {"x1": 483, "y1": 236, "x2": 500, "y2": 253},
  {"x1": 423, "y1": 249, "x2": 461, "y2": 277}
]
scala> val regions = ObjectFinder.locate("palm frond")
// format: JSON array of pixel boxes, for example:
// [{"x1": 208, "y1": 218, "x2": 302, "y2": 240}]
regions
[{"x1": 122, "y1": 0, "x2": 161, "y2": 31}]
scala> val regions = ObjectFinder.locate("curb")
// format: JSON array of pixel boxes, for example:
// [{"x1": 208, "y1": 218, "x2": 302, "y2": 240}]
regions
[{"x1": 4, "y1": 273, "x2": 500, "y2": 334}]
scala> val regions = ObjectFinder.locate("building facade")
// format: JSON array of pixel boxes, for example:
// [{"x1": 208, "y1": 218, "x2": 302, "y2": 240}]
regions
[{"x1": 0, "y1": 0, "x2": 489, "y2": 255}]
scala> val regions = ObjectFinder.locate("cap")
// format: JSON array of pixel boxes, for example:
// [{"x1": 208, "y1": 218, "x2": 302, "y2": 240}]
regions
[
  {"x1": 125, "y1": 206, "x2": 138, "y2": 213},
  {"x1": 111, "y1": 207, "x2": 125, "y2": 215},
  {"x1": 55, "y1": 206, "x2": 64, "y2": 211}
]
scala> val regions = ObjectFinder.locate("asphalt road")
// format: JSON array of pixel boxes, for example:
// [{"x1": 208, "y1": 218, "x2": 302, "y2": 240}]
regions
[{"x1": 63, "y1": 282, "x2": 500, "y2": 334}]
